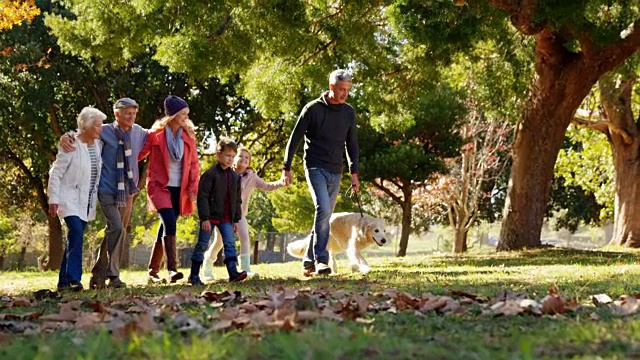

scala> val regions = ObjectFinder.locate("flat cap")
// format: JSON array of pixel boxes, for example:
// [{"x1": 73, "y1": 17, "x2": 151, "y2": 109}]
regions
[{"x1": 113, "y1": 97, "x2": 139, "y2": 110}]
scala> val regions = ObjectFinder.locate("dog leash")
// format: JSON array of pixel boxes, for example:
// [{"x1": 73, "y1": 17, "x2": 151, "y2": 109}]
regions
[{"x1": 346, "y1": 188, "x2": 364, "y2": 218}]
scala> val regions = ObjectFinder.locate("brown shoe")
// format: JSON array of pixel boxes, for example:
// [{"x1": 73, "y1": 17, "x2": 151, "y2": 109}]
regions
[
  {"x1": 108, "y1": 277, "x2": 127, "y2": 289},
  {"x1": 302, "y1": 264, "x2": 316, "y2": 277},
  {"x1": 89, "y1": 276, "x2": 106, "y2": 290}
]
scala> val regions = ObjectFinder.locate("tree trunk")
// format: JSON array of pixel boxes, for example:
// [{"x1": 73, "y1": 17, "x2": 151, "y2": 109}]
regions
[
  {"x1": 17, "y1": 246, "x2": 26, "y2": 270},
  {"x1": 0, "y1": 254, "x2": 4, "y2": 270},
  {"x1": 598, "y1": 75, "x2": 640, "y2": 247},
  {"x1": 498, "y1": 30, "x2": 605, "y2": 251},
  {"x1": 397, "y1": 186, "x2": 413, "y2": 257},
  {"x1": 44, "y1": 215, "x2": 63, "y2": 270},
  {"x1": 453, "y1": 227, "x2": 468, "y2": 253}
]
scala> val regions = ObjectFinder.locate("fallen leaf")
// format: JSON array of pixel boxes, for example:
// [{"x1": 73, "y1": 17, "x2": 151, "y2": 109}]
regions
[
  {"x1": 8, "y1": 297, "x2": 31, "y2": 307},
  {"x1": 211, "y1": 320, "x2": 233, "y2": 332},
  {"x1": 541, "y1": 295, "x2": 565, "y2": 315},
  {"x1": 111, "y1": 312, "x2": 157, "y2": 341},
  {"x1": 41, "y1": 302, "x2": 81, "y2": 322},
  {"x1": 295, "y1": 310, "x2": 320, "y2": 323},
  {"x1": 491, "y1": 300, "x2": 524, "y2": 316},
  {"x1": 74, "y1": 313, "x2": 103, "y2": 331},
  {"x1": 590, "y1": 294, "x2": 613, "y2": 307},
  {"x1": 218, "y1": 306, "x2": 240, "y2": 321},
  {"x1": 610, "y1": 295, "x2": 639, "y2": 317}
]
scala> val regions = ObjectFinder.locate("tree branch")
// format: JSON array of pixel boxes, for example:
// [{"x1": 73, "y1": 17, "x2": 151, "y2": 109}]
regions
[
  {"x1": 595, "y1": 20, "x2": 640, "y2": 72},
  {"x1": 372, "y1": 179, "x2": 403, "y2": 205},
  {"x1": 488, "y1": 0, "x2": 542, "y2": 35},
  {"x1": 572, "y1": 116, "x2": 633, "y2": 144}
]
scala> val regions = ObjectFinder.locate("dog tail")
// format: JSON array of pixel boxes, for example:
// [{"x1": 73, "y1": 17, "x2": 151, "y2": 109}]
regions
[{"x1": 286, "y1": 237, "x2": 308, "y2": 258}]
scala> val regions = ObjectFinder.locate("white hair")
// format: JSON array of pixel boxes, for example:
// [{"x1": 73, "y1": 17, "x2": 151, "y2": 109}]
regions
[
  {"x1": 77, "y1": 107, "x2": 106, "y2": 132},
  {"x1": 329, "y1": 69, "x2": 352, "y2": 85}
]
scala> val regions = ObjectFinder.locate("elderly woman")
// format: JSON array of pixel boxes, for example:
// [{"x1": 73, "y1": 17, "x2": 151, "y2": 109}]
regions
[
  {"x1": 139, "y1": 95, "x2": 200, "y2": 284},
  {"x1": 48, "y1": 107, "x2": 105, "y2": 292}
]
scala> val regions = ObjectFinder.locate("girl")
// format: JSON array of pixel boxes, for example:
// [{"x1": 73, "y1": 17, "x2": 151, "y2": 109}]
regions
[{"x1": 201, "y1": 147, "x2": 286, "y2": 279}]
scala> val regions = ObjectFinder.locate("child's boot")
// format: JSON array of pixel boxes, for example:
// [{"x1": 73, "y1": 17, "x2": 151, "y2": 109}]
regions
[
  {"x1": 224, "y1": 257, "x2": 247, "y2": 283},
  {"x1": 239, "y1": 254, "x2": 256, "y2": 277},
  {"x1": 188, "y1": 261, "x2": 203, "y2": 286},
  {"x1": 202, "y1": 258, "x2": 215, "y2": 281}
]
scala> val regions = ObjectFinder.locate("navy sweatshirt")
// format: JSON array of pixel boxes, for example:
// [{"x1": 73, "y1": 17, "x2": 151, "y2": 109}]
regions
[{"x1": 283, "y1": 91, "x2": 359, "y2": 174}]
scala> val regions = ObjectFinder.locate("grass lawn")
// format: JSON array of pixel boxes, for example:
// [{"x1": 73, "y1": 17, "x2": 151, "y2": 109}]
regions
[{"x1": 2, "y1": 248, "x2": 640, "y2": 359}]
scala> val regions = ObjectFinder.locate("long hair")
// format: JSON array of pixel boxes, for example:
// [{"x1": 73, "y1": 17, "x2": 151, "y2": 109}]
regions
[{"x1": 150, "y1": 108, "x2": 196, "y2": 140}]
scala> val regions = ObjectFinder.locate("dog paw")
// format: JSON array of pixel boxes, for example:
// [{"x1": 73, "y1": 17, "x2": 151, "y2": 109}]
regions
[
  {"x1": 360, "y1": 265, "x2": 371, "y2": 274},
  {"x1": 351, "y1": 264, "x2": 360, "y2": 273}
]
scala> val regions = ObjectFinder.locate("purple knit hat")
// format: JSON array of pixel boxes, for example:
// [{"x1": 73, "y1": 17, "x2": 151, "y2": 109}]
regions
[{"x1": 164, "y1": 95, "x2": 188, "y2": 117}]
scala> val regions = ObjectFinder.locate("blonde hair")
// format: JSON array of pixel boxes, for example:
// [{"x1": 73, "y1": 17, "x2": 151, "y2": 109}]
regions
[
  {"x1": 150, "y1": 107, "x2": 196, "y2": 139},
  {"x1": 237, "y1": 146, "x2": 251, "y2": 157}
]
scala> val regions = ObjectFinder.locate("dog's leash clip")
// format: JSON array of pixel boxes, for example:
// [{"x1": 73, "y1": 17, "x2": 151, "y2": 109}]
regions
[{"x1": 345, "y1": 188, "x2": 364, "y2": 218}]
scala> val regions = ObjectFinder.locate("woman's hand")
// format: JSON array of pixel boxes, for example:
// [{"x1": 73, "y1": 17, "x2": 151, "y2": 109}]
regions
[{"x1": 48, "y1": 204, "x2": 58, "y2": 218}]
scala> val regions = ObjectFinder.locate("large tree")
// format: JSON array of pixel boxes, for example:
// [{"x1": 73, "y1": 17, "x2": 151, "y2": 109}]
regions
[
  {"x1": 391, "y1": 1, "x2": 639, "y2": 250},
  {"x1": 486, "y1": 1, "x2": 640, "y2": 250},
  {"x1": 567, "y1": 61, "x2": 640, "y2": 247}
]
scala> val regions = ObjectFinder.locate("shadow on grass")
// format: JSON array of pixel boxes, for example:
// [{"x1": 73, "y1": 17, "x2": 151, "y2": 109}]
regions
[{"x1": 390, "y1": 248, "x2": 640, "y2": 268}]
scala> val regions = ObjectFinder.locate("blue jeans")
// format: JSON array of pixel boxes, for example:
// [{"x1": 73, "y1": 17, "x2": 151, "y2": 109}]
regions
[
  {"x1": 156, "y1": 186, "x2": 181, "y2": 238},
  {"x1": 192, "y1": 222, "x2": 237, "y2": 263},
  {"x1": 304, "y1": 168, "x2": 341, "y2": 265},
  {"x1": 58, "y1": 216, "x2": 87, "y2": 287}
]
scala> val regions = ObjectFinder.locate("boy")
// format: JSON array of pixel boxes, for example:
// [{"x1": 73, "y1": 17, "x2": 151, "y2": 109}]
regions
[{"x1": 189, "y1": 137, "x2": 247, "y2": 284}]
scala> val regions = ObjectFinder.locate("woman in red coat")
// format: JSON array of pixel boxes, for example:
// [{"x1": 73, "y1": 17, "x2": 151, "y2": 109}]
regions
[{"x1": 139, "y1": 95, "x2": 200, "y2": 283}]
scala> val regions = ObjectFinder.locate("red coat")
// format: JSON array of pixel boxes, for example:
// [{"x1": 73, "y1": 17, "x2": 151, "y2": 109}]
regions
[{"x1": 139, "y1": 128, "x2": 200, "y2": 215}]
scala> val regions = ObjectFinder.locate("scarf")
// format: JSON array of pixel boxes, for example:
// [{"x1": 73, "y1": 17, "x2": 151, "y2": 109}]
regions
[
  {"x1": 114, "y1": 124, "x2": 140, "y2": 207},
  {"x1": 165, "y1": 127, "x2": 184, "y2": 162}
]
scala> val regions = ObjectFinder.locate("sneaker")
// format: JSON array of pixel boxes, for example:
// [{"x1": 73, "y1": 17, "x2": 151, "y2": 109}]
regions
[
  {"x1": 148, "y1": 272, "x2": 167, "y2": 284},
  {"x1": 57, "y1": 283, "x2": 70, "y2": 292},
  {"x1": 69, "y1": 281, "x2": 84, "y2": 292},
  {"x1": 188, "y1": 276, "x2": 204, "y2": 286},
  {"x1": 108, "y1": 277, "x2": 127, "y2": 289},
  {"x1": 201, "y1": 274, "x2": 216, "y2": 282},
  {"x1": 169, "y1": 271, "x2": 184, "y2": 283},
  {"x1": 315, "y1": 263, "x2": 331, "y2": 276}
]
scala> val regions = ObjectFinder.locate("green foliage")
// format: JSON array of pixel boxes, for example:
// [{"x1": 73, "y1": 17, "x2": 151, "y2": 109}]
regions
[
  {"x1": 45, "y1": 0, "x2": 396, "y2": 116},
  {"x1": 0, "y1": 215, "x2": 16, "y2": 256},
  {"x1": 555, "y1": 125, "x2": 615, "y2": 223}
]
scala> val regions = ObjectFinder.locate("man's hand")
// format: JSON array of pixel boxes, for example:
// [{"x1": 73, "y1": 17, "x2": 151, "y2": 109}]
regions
[
  {"x1": 351, "y1": 173, "x2": 360, "y2": 193},
  {"x1": 60, "y1": 134, "x2": 76, "y2": 153},
  {"x1": 234, "y1": 223, "x2": 239, "y2": 233},
  {"x1": 282, "y1": 169, "x2": 292, "y2": 185},
  {"x1": 201, "y1": 220, "x2": 211, "y2": 233},
  {"x1": 48, "y1": 204, "x2": 58, "y2": 218}
]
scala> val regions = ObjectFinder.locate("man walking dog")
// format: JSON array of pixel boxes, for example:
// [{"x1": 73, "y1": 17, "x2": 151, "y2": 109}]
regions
[{"x1": 282, "y1": 69, "x2": 360, "y2": 276}]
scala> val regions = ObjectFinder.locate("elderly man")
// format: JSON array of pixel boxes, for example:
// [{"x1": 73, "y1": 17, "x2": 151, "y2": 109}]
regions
[
  {"x1": 282, "y1": 69, "x2": 360, "y2": 277},
  {"x1": 62, "y1": 98, "x2": 148, "y2": 289}
]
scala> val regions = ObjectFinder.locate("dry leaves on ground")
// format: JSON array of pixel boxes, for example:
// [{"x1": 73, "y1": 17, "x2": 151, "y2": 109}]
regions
[{"x1": 1, "y1": 285, "x2": 639, "y2": 338}]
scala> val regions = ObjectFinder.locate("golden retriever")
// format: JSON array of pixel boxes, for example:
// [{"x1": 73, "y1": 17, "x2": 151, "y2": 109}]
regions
[{"x1": 286, "y1": 212, "x2": 387, "y2": 274}]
